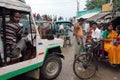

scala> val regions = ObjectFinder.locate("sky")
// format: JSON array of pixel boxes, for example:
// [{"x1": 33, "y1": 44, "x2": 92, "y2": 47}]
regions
[{"x1": 25, "y1": 0, "x2": 87, "y2": 18}]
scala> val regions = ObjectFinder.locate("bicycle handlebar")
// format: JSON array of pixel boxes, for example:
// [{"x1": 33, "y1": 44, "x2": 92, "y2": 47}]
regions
[{"x1": 91, "y1": 38, "x2": 103, "y2": 48}]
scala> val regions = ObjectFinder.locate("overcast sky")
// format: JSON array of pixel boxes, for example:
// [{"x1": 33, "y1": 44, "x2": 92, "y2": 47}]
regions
[{"x1": 25, "y1": 0, "x2": 87, "y2": 18}]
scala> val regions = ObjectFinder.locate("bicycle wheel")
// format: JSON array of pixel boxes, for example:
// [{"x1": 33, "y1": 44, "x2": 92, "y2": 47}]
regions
[{"x1": 73, "y1": 51, "x2": 97, "y2": 79}]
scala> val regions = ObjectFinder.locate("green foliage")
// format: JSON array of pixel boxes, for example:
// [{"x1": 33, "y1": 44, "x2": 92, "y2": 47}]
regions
[
  {"x1": 86, "y1": 0, "x2": 120, "y2": 10},
  {"x1": 113, "y1": 0, "x2": 120, "y2": 9},
  {"x1": 86, "y1": 0, "x2": 105, "y2": 10}
]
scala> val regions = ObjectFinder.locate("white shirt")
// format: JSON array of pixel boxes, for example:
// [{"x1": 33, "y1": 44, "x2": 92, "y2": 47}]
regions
[
  {"x1": 91, "y1": 28, "x2": 102, "y2": 41},
  {"x1": 84, "y1": 23, "x2": 90, "y2": 32},
  {"x1": 59, "y1": 24, "x2": 64, "y2": 30}
]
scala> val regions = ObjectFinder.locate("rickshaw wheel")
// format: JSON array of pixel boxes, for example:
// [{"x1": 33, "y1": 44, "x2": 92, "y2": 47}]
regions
[{"x1": 73, "y1": 51, "x2": 97, "y2": 79}]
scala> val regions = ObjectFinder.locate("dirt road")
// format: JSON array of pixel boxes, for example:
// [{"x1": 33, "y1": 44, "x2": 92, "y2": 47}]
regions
[{"x1": 55, "y1": 46, "x2": 120, "y2": 80}]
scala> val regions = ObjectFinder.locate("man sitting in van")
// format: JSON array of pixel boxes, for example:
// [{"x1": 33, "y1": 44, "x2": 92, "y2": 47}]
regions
[{"x1": 1, "y1": 10, "x2": 23, "y2": 58}]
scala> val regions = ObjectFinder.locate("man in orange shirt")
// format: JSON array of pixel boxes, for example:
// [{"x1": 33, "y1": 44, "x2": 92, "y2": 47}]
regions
[
  {"x1": 75, "y1": 18, "x2": 85, "y2": 44},
  {"x1": 74, "y1": 18, "x2": 85, "y2": 59}
]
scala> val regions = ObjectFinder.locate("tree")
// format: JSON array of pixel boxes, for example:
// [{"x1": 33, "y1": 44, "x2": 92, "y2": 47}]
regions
[
  {"x1": 113, "y1": 0, "x2": 120, "y2": 10},
  {"x1": 85, "y1": 0, "x2": 120, "y2": 10},
  {"x1": 85, "y1": 0, "x2": 106, "y2": 10}
]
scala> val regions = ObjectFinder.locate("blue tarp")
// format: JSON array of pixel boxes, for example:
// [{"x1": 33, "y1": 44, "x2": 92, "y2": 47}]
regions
[
  {"x1": 55, "y1": 20, "x2": 72, "y2": 23},
  {"x1": 77, "y1": 8, "x2": 101, "y2": 18}
]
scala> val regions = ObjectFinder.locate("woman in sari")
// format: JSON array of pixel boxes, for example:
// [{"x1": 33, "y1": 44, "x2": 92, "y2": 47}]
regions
[{"x1": 103, "y1": 23, "x2": 120, "y2": 64}]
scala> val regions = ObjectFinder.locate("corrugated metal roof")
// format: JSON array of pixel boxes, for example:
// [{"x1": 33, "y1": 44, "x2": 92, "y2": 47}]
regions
[{"x1": 0, "y1": 0, "x2": 31, "y2": 12}]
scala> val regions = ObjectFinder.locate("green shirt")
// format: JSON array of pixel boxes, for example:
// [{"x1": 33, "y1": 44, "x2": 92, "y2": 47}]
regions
[{"x1": 102, "y1": 30, "x2": 109, "y2": 39}]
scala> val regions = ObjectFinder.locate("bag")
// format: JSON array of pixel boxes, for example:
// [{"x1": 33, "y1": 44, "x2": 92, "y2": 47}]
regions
[
  {"x1": 59, "y1": 29, "x2": 65, "y2": 35},
  {"x1": 46, "y1": 29, "x2": 54, "y2": 40}
]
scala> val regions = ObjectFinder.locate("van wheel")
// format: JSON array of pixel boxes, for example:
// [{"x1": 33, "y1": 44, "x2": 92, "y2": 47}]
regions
[{"x1": 40, "y1": 54, "x2": 62, "y2": 80}]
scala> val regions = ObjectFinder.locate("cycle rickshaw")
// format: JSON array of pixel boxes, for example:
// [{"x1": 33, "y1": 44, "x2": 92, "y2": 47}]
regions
[
  {"x1": 73, "y1": 17, "x2": 120, "y2": 79},
  {"x1": 54, "y1": 20, "x2": 74, "y2": 47}
]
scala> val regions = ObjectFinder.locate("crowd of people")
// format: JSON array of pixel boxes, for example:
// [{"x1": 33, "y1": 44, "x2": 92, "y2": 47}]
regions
[
  {"x1": 74, "y1": 18, "x2": 120, "y2": 65},
  {"x1": 1, "y1": 10, "x2": 120, "y2": 65}
]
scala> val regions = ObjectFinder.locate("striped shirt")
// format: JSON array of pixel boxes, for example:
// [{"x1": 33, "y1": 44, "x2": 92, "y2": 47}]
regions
[
  {"x1": 0, "y1": 36, "x2": 4, "y2": 62},
  {"x1": 1, "y1": 21, "x2": 22, "y2": 45}
]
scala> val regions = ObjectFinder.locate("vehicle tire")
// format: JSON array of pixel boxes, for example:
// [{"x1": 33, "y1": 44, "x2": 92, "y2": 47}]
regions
[
  {"x1": 73, "y1": 51, "x2": 97, "y2": 79},
  {"x1": 40, "y1": 54, "x2": 62, "y2": 80}
]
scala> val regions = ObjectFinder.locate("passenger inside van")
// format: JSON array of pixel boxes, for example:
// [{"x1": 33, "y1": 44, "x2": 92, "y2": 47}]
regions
[
  {"x1": 38, "y1": 22, "x2": 54, "y2": 40},
  {"x1": 0, "y1": 10, "x2": 24, "y2": 58}
]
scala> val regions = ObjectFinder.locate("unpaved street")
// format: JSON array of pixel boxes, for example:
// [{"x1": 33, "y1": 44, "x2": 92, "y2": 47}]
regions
[
  {"x1": 10, "y1": 43, "x2": 120, "y2": 80},
  {"x1": 55, "y1": 45, "x2": 120, "y2": 80}
]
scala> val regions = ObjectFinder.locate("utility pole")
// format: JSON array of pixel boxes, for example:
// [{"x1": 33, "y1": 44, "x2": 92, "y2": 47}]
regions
[
  {"x1": 77, "y1": 0, "x2": 79, "y2": 13},
  {"x1": 110, "y1": 0, "x2": 116, "y2": 18},
  {"x1": 76, "y1": 0, "x2": 80, "y2": 17},
  {"x1": 110, "y1": 0, "x2": 113, "y2": 8}
]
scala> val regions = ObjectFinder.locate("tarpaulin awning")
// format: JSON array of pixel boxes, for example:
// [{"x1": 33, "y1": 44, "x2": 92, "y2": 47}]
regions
[
  {"x1": 87, "y1": 12, "x2": 110, "y2": 21},
  {"x1": 80, "y1": 12, "x2": 100, "y2": 19},
  {"x1": 77, "y1": 8, "x2": 101, "y2": 18}
]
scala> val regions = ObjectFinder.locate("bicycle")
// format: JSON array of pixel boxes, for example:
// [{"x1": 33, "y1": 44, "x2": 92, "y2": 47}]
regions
[{"x1": 73, "y1": 38, "x2": 102, "y2": 79}]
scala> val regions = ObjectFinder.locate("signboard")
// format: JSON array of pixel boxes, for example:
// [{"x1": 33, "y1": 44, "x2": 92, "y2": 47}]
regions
[{"x1": 102, "y1": 3, "x2": 113, "y2": 12}]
